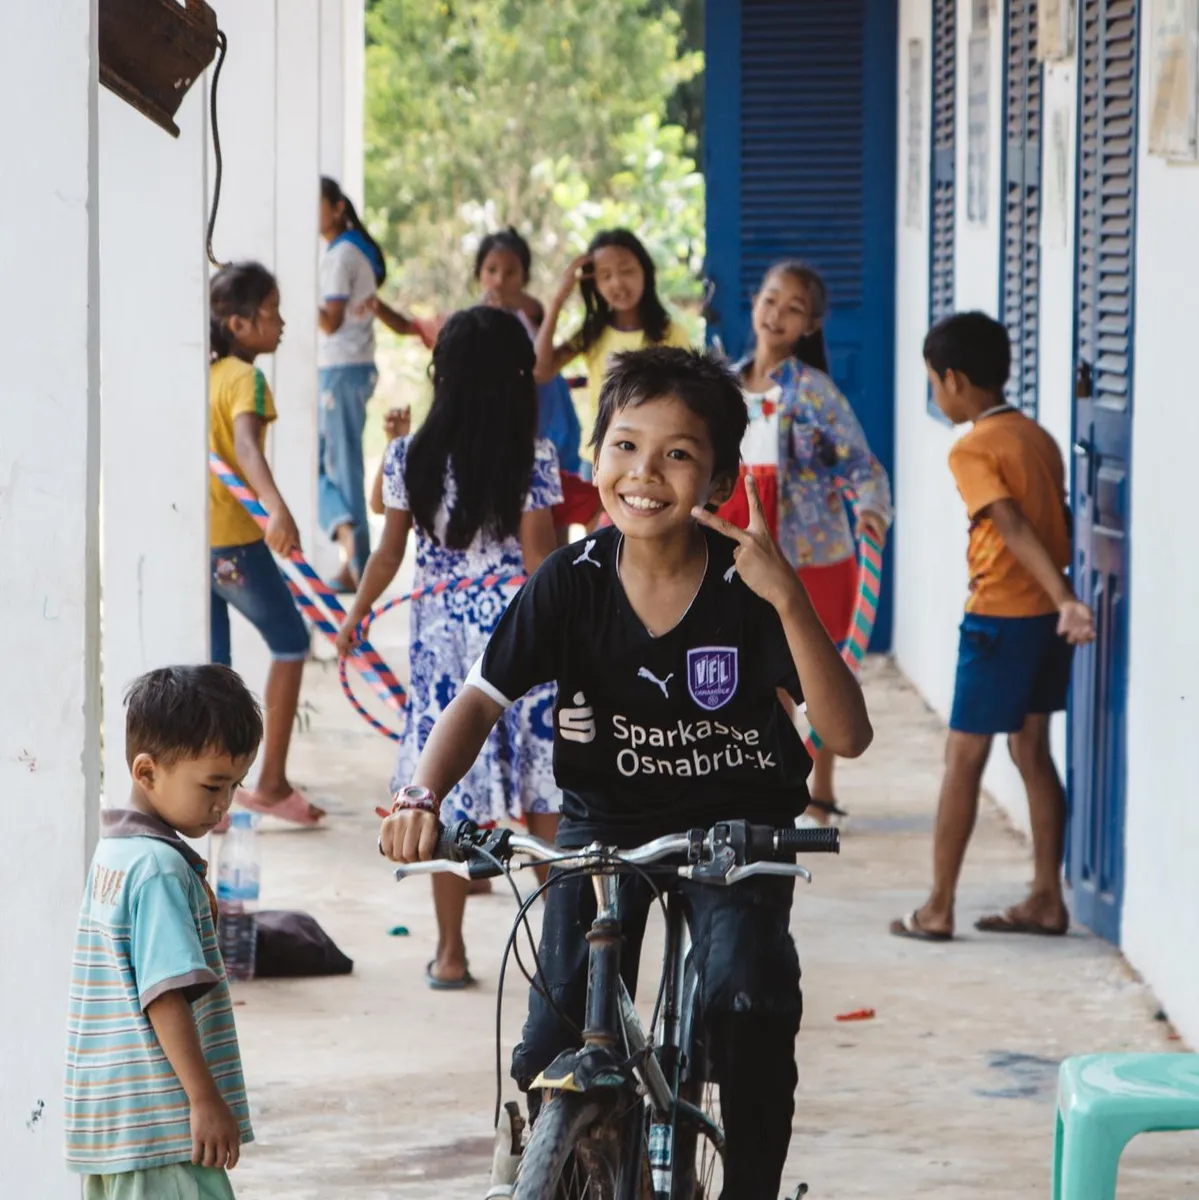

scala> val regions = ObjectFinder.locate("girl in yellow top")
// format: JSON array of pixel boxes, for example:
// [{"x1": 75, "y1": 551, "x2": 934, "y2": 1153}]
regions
[
  {"x1": 208, "y1": 262, "x2": 323, "y2": 827},
  {"x1": 534, "y1": 229, "x2": 691, "y2": 469}
]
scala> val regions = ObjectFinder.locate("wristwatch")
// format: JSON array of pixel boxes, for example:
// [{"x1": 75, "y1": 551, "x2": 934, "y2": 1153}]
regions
[{"x1": 391, "y1": 785, "x2": 439, "y2": 814}]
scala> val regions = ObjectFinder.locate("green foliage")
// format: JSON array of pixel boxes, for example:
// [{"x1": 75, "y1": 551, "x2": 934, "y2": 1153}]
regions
[{"x1": 364, "y1": 0, "x2": 705, "y2": 315}]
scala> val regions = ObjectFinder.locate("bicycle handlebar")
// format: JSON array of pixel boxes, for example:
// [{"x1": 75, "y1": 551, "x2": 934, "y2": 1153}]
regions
[{"x1": 390, "y1": 819, "x2": 839, "y2": 887}]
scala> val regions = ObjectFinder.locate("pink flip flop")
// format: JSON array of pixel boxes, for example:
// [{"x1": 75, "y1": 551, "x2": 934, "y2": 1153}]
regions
[{"x1": 234, "y1": 787, "x2": 326, "y2": 826}]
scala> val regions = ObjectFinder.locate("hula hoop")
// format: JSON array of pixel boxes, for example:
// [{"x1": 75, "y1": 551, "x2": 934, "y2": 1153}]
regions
[
  {"x1": 207, "y1": 454, "x2": 408, "y2": 718},
  {"x1": 336, "y1": 573, "x2": 528, "y2": 742},
  {"x1": 803, "y1": 479, "x2": 886, "y2": 755}
]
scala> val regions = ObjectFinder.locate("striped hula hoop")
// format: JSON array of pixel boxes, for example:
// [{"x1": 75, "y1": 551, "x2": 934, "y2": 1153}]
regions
[
  {"x1": 804, "y1": 481, "x2": 886, "y2": 755},
  {"x1": 337, "y1": 573, "x2": 528, "y2": 742},
  {"x1": 207, "y1": 453, "x2": 408, "y2": 716}
]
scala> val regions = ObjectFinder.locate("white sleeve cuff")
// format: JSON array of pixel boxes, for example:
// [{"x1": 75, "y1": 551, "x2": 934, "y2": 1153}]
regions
[{"x1": 465, "y1": 658, "x2": 514, "y2": 710}]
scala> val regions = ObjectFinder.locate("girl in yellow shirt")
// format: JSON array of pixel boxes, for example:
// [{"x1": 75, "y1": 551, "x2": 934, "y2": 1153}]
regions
[{"x1": 534, "y1": 229, "x2": 691, "y2": 466}]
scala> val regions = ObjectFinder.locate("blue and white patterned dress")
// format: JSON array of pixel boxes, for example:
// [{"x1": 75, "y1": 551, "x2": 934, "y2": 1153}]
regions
[{"x1": 382, "y1": 436, "x2": 563, "y2": 825}]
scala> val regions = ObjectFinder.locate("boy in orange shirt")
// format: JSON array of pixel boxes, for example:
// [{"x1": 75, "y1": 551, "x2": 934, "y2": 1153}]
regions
[{"x1": 891, "y1": 312, "x2": 1095, "y2": 943}]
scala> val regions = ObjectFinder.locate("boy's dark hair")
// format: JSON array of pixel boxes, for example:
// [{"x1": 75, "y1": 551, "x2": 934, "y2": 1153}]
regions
[
  {"x1": 210, "y1": 262, "x2": 278, "y2": 362},
  {"x1": 474, "y1": 227, "x2": 532, "y2": 283},
  {"x1": 406, "y1": 306, "x2": 538, "y2": 549},
  {"x1": 125, "y1": 665, "x2": 263, "y2": 768},
  {"x1": 579, "y1": 228, "x2": 671, "y2": 352},
  {"x1": 923, "y1": 311, "x2": 1011, "y2": 392},
  {"x1": 590, "y1": 347, "x2": 748, "y2": 482},
  {"x1": 320, "y1": 175, "x2": 386, "y2": 286}
]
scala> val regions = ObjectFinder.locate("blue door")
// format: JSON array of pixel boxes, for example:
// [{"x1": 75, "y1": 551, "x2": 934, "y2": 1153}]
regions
[
  {"x1": 704, "y1": 0, "x2": 898, "y2": 650},
  {"x1": 1067, "y1": 0, "x2": 1139, "y2": 943}
]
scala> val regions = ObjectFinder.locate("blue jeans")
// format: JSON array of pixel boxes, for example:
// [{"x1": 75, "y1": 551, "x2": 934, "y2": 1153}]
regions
[
  {"x1": 318, "y1": 363, "x2": 378, "y2": 575},
  {"x1": 210, "y1": 541, "x2": 310, "y2": 667}
]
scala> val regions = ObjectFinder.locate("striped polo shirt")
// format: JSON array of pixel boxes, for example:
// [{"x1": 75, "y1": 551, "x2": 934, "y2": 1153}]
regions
[{"x1": 64, "y1": 809, "x2": 253, "y2": 1173}]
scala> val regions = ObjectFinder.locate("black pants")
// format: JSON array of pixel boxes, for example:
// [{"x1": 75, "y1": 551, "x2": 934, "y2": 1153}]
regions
[{"x1": 512, "y1": 872, "x2": 802, "y2": 1199}]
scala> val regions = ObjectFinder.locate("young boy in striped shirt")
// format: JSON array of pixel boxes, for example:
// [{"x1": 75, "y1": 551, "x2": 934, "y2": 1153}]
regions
[{"x1": 65, "y1": 666, "x2": 262, "y2": 1199}]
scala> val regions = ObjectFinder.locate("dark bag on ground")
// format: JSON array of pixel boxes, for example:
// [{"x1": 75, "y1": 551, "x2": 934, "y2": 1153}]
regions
[{"x1": 254, "y1": 910, "x2": 353, "y2": 977}]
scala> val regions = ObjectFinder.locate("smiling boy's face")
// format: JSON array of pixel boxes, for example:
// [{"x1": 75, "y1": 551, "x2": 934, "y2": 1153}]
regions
[
  {"x1": 131, "y1": 750, "x2": 256, "y2": 839},
  {"x1": 594, "y1": 395, "x2": 733, "y2": 540}
]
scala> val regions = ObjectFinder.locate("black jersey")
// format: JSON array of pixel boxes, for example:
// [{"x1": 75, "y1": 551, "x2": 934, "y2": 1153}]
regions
[{"x1": 467, "y1": 526, "x2": 813, "y2": 846}]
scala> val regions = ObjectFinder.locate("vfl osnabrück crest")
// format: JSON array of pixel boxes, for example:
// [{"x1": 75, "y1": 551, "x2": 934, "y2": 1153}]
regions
[{"x1": 686, "y1": 647, "x2": 738, "y2": 711}]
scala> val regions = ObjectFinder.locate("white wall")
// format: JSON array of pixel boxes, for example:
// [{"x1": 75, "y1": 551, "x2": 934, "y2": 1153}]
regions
[
  {"x1": 892, "y1": 0, "x2": 967, "y2": 730},
  {"x1": 1120, "y1": 34, "x2": 1199, "y2": 1047},
  {"x1": 99, "y1": 86, "x2": 211, "y2": 795},
  {"x1": 893, "y1": 0, "x2": 1072, "y2": 833},
  {"x1": 0, "y1": 1, "x2": 101, "y2": 1192}
]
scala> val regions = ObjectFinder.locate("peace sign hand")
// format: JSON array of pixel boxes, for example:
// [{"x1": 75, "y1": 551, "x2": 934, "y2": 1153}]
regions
[{"x1": 692, "y1": 474, "x2": 802, "y2": 613}]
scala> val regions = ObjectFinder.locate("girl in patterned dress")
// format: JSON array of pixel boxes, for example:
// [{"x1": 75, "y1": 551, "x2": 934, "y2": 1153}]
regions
[
  {"x1": 719, "y1": 261, "x2": 892, "y2": 822},
  {"x1": 338, "y1": 307, "x2": 562, "y2": 988}
]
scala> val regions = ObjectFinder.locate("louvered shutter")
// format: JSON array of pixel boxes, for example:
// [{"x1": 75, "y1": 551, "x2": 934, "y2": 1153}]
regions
[
  {"x1": 1077, "y1": 0, "x2": 1138, "y2": 407},
  {"x1": 1001, "y1": 0, "x2": 1042, "y2": 414},
  {"x1": 929, "y1": 0, "x2": 957, "y2": 325},
  {"x1": 738, "y1": 0, "x2": 865, "y2": 312}
]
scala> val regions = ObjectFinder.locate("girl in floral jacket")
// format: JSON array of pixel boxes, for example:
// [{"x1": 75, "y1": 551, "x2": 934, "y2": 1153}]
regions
[{"x1": 719, "y1": 261, "x2": 892, "y2": 821}]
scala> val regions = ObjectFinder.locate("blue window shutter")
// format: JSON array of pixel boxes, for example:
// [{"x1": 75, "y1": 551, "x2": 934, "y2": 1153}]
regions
[
  {"x1": 1077, "y1": 0, "x2": 1138, "y2": 407},
  {"x1": 738, "y1": 0, "x2": 866, "y2": 314},
  {"x1": 1001, "y1": 0, "x2": 1043, "y2": 414},
  {"x1": 929, "y1": 0, "x2": 957, "y2": 326}
]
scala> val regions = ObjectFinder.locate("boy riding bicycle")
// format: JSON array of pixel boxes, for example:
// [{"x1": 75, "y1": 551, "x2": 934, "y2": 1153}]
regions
[{"x1": 380, "y1": 347, "x2": 873, "y2": 1197}]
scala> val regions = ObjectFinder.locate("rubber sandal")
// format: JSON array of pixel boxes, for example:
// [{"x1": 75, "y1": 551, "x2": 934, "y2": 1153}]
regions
[
  {"x1": 889, "y1": 910, "x2": 954, "y2": 943},
  {"x1": 975, "y1": 911, "x2": 1068, "y2": 936},
  {"x1": 808, "y1": 797, "x2": 849, "y2": 825},
  {"x1": 426, "y1": 959, "x2": 476, "y2": 991},
  {"x1": 234, "y1": 787, "x2": 326, "y2": 826}
]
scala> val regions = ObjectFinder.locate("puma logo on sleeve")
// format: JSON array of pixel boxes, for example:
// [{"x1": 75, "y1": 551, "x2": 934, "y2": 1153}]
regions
[{"x1": 573, "y1": 539, "x2": 602, "y2": 569}]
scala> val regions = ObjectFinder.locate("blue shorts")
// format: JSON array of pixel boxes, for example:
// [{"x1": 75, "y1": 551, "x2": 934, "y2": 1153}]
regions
[
  {"x1": 210, "y1": 540, "x2": 310, "y2": 667},
  {"x1": 949, "y1": 613, "x2": 1072, "y2": 735}
]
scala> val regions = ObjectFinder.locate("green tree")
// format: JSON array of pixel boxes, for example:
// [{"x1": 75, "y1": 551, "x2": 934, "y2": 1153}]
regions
[{"x1": 364, "y1": 0, "x2": 701, "y2": 308}]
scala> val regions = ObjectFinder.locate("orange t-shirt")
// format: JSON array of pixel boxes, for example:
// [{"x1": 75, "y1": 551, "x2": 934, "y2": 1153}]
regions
[{"x1": 948, "y1": 408, "x2": 1070, "y2": 617}]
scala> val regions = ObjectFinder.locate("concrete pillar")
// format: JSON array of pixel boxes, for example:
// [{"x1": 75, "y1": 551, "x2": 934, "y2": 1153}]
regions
[
  {"x1": 207, "y1": 0, "x2": 281, "y2": 695},
  {"x1": 99, "y1": 86, "x2": 211, "y2": 793},
  {"x1": 273, "y1": 0, "x2": 322, "y2": 573},
  {"x1": 0, "y1": 0, "x2": 101, "y2": 1193},
  {"x1": 319, "y1": 0, "x2": 365, "y2": 202}
]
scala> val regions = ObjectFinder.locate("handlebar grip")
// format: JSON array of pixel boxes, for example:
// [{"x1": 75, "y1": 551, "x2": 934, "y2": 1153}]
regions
[
  {"x1": 433, "y1": 822, "x2": 469, "y2": 862},
  {"x1": 775, "y1": 826, "x2": 840, "y2": 855}
]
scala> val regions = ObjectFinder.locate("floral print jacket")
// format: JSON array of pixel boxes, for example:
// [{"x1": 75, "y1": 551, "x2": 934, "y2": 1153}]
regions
[{"x1": 739, "y1": 355, "x2": 893, "y2": 568}]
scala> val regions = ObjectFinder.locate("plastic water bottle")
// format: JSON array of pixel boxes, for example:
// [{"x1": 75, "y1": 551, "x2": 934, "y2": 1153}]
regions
[{"x1": 216, "y1": 812, "x2": 260, "y2": 981}]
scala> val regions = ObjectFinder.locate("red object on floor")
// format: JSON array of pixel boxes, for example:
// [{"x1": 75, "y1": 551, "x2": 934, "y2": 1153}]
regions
[
  {"x1": 553, "y1": 471, "x2": 602, "y2": 527},
  {"x1": 835, "y1": 1008, "x2": 876, "y2": 1022}
]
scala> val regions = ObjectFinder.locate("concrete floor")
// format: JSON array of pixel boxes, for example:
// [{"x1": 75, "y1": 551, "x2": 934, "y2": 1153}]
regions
[{"x1": 226, "y1": 648, "x2": 1197, "y2": 1199}]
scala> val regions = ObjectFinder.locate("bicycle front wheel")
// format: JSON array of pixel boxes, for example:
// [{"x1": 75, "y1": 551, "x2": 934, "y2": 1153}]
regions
[
  {"x1": 673, "y1": 1078, "x2": 724, "y2": 1199},
  {"x1": 515, "y1": 1092, "x2": 649, "y2": 1200}
]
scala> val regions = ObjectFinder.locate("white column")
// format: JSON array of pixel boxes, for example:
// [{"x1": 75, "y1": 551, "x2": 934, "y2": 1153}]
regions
[
  {"x1": 99, "y1": 86, "x2": 211, "y2": 794},
  {"x1": 318, "y1": 0, "x2": 346, "y2": 182},
  {"x1": 342, "y1": 0, "x2": 366, "y2": 204},
  {"x1": 209, "y1": 0, "x2": 280, "y2": 695},
  {"x1": 319, "y1": 0, "x2": 365, "y2": 201},
  {"x1": 274, "y1": 0, "x2": 322, "y2": 566},
  {"x1": 0, "y1": 0, "x2": 101, "y2": 1193}
]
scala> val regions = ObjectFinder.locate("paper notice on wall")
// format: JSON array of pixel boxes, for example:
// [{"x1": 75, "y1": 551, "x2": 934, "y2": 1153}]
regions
[
  {"x1": 905, "y1": 39, "x2": 925, "y2": 230},
  {"x1": 1149, "y1": 0, "x2": 1199, "y2": 160},
  {"x1": 1042, "y1": 97, "x2": 1070, "y2": 248},
  {"x1": 1038, "y1": 0, "x2": 1075, "y2": 61},
  {"x1": 967, "y1": 32, "x2": 990, "y2": 224}
]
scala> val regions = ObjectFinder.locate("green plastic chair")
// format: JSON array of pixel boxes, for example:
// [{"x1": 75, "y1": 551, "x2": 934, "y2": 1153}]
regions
[{"x1": 1054, "y1": 1053, "x2": 1199, "y2": 1199}]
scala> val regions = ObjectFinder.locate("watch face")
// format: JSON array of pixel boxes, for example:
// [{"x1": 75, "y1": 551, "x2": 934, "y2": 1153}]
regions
[{"x1": 400, "y1": 785, "x2": 433, "y2": 804}]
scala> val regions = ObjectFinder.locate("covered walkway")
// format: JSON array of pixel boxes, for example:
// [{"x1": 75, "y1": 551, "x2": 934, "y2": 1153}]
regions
[{"x1": 229, "y1": 651, "x2": 1195, "y2": 1198}]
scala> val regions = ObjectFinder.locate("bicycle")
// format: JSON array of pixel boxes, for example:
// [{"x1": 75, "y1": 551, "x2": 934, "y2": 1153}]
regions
[{"x1": 389, "y1": 817, "x2": 839, "y2": 1199}]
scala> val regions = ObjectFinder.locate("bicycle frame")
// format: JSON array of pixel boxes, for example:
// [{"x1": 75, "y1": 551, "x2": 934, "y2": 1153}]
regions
[{"x1": 530, "y1": 874, "x2": 721, "y2": 1200}]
